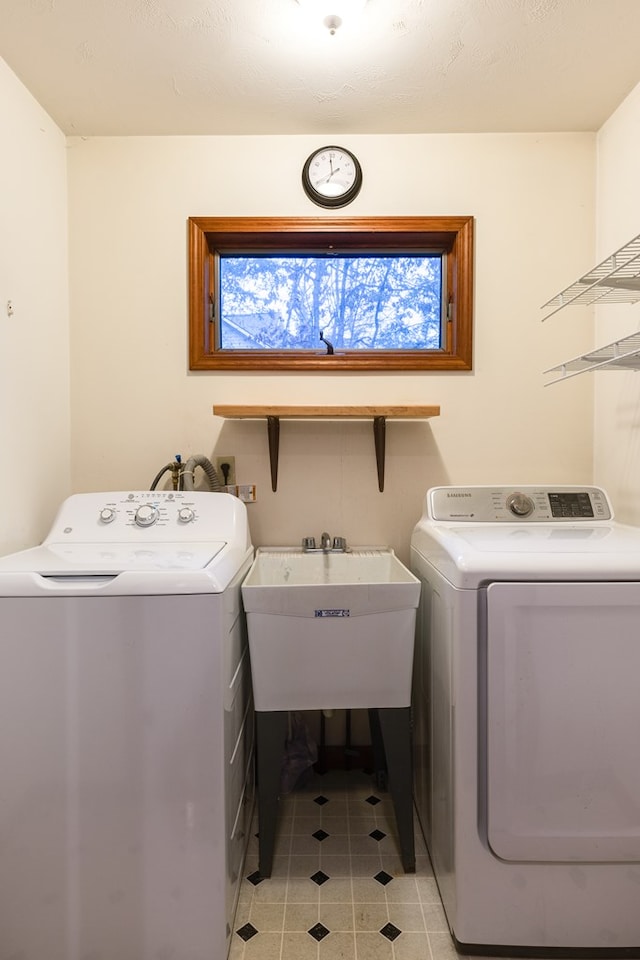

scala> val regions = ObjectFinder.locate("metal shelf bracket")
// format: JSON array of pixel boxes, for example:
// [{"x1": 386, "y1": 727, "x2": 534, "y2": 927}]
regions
[{"x1": 212, "y1": 405, "x2": 440, "y2": 491}]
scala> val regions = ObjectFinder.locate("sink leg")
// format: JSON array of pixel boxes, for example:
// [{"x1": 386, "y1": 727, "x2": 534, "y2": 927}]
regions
[
  {"x1": 377, "y1": 707, "x2": 416, "y2": 873},
  {"x1": 255, "y1": 711, "x2": 288, "y2": 878},
  {"x1": 368, "y1": 708, "x2": 388, "y2": 791}
]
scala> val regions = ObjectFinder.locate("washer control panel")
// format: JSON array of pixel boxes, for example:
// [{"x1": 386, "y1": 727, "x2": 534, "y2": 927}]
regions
[
  {"x1": 44, "y1": 490, "x2": 242, "y2": 543},
  {"x1": 96, "y1": 492, "x2": 201, "y2": 531},
  {"x1": 428, "y1": 486, "x2": 612, "y2": 522}
]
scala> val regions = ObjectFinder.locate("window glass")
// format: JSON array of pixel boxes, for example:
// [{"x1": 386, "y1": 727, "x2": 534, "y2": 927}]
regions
[{"x1": 218, "y1": 254, "x2": 443, "y2": 351}]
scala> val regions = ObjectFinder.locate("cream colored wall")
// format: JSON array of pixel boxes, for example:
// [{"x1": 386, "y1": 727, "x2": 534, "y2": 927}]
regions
[
  {"x1": 594, "y1": 81, "x2": 640, "y2": 523},
  {"x1": 67, "y1": 133, "x2": 595, "y2": 562},
  {"x1": 0, "y1": 59, "x2": 70, "y2": 554}
]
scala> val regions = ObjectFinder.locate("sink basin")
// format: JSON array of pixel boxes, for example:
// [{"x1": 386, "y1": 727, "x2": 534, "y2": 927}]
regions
[{"x1": 241, "y1": 548, "x2": 420, "y2": 711}]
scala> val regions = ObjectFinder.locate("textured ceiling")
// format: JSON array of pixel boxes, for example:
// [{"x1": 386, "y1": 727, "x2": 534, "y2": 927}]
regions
[{"x1": 1, "y1": 0, "x2": 640, "y2": 136}]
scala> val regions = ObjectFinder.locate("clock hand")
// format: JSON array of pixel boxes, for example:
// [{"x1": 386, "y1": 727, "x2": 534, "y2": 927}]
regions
[{"x1": 316, "y1": 167, "x2": 341, "y2": 185}]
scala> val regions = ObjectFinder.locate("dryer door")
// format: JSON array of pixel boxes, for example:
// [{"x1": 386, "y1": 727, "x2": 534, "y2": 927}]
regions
[{"x1": 485, "y1": 580, "x2": 640, "y2": 862}]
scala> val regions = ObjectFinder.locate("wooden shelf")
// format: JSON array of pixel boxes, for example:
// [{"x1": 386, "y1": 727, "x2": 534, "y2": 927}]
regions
[
  {"x1": 212, "y1": 405, "x2": 439, "y2": 419},
  {"x1": 212, "y1": 405, "x2": 440, "y2": 491}
]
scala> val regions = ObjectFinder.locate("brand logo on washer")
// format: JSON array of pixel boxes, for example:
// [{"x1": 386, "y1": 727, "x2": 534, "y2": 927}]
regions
[{"x1": 447, "y1": 492, "x2": 472, "y2": 497}]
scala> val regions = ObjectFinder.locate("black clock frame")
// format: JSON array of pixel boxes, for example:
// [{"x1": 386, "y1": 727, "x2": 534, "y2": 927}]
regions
[{"x1": 302, "y1": 145, "x2": 363, "y2": 209}]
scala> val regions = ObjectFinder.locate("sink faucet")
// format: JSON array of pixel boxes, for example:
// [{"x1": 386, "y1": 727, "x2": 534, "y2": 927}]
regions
[{"x1": 301, "y1": 534, "x2": 348, "y2": 553}]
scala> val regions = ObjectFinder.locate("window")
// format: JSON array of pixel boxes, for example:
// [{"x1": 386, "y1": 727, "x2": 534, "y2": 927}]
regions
[{"x1": 188, "y1": 216, "x2": 473, "y2": 371}]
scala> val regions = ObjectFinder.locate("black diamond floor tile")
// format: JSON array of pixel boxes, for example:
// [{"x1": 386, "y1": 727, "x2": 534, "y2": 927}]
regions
[
  {"x1": 236, "y1": 922, "x2": 259, "y2": 942},
  {"x1": 374, "y1": 870, "x2": 393, "y2": 885},
  {"x1": 365, "y1": 794, "x2": 382, "y2": 805},
  {"x1": 246, "y1": 870, "x2": 263, "y2": 886},
  {"x1": 313, "y1": 828, "x2": 329, "y2": 841},
  {"x1": 314, "y1": 795, "x2": 329, "y2": 805},
  {"x1": 308, "y1": 922, "x2": 331, "y2": 941},
  {"x1": 310, "y1": 870, "x2": 330, "y2": 885},
  {"x1": 369, "y1": 829, "x2": 386, "y2": 841},
  {"x1": 380, "y1": 922, "x2": 402, "y2": 941}
]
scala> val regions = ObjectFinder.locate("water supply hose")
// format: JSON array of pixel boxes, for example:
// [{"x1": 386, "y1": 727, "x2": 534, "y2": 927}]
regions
[
  {"x1": 150, "y1": 454, "x2": 183, "y2": 491},
  {"x1": 150, "y1": 454, "x2": 221, "y2": 492},
  {"x1": 150, "y1": 463, "x2": 173, "y2": 491},
  {"x1": 180, "y1": 454, "x2": 222, "y2": 491}
]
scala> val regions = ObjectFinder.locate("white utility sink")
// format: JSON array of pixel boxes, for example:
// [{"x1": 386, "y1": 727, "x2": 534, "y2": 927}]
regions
[{"x1": 241, "y1": 548, "x2": 420, "y2": 711}]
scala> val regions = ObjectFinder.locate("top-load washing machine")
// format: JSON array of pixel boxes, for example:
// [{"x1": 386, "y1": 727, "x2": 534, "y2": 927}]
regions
[
  {"x1": 411, "y1": 485, "x2": 640, "y2": 956},
  {"x1": 0, "y1": 490, "x2": 253, "y2": 960}
]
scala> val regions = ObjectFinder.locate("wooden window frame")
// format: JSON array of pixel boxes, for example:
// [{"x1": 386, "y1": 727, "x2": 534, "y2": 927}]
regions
[{"x1": 188, "y1": 215, "x2": 473, "y2": 371}]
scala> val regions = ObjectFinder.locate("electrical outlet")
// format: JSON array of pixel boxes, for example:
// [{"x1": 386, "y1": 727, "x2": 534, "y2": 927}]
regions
[
  {"x1": 214, "y1": 456, "x2": 236, "y2": 485},
  {"x1": 220, "y1": 483, "x2": 257, "y2": 502}
]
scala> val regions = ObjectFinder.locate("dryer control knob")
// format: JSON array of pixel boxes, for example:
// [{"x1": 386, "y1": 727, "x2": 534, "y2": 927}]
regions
[
  {"x1": 507, "y1": 492, "x2": 534, "y2": 517},
  {"x1": 99, "y1": 507, "x2": 116, "y2": 524},
  {"x1": 135, "y1": 504, "x2": 159, "y2": 527},
  {"x1": 177, "y1": 506, "x2": 195, "y2": 524}
]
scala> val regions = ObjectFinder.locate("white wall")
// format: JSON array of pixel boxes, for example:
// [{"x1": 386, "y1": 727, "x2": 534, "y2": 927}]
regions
[
  {"x1": 0, "y1": 59, "x2": 70, "y2": 553},
  {"x1": 67, "y1": 133, "x2": 595, "y2": 561},
  {"x1": 595, "y1": 81, "x2": 640, "y2": 523}
]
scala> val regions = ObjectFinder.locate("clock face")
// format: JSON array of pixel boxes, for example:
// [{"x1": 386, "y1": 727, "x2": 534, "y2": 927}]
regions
[{"x1": 302, "y1": 146, "x2": 363, "y2": 208}]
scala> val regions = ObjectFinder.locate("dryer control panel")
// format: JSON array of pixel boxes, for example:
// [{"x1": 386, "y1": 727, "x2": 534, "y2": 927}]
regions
[{"x1": 428, "y1": 485, "x2": 612, "y2": 522}]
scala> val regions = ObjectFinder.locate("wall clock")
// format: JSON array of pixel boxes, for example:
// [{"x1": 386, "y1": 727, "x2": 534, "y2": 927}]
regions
[{"x1": 302, "y1": 145, "x2": 363, "y2": 208}]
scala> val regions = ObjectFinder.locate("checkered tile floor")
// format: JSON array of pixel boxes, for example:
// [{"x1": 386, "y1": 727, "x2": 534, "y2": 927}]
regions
[{"x1": 229, "y1": 768, "x2": 460, "y2": 960}]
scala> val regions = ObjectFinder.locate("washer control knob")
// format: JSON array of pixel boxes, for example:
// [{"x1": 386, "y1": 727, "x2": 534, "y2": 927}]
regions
[
  {"x1": 135, "y1": 503, "x2": 159, "y2": 527},
  {"x1": 99, "y1": 507, "x2": 116, "y2": 524},
  {"x1": 177, "y1": 506, "x2": 195, "y2": 524},
  {"x1": 507, "y1": 492, "x2": 534, "y2": 517}
]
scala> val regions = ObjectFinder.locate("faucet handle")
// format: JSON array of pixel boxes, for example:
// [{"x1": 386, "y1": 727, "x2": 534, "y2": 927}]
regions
[
  {"x1": 332, "y1": 537, "x2": 347, "y2": 551},
  {"x1": 302, "y1": 536, "x2": 316, "y2": 551}
]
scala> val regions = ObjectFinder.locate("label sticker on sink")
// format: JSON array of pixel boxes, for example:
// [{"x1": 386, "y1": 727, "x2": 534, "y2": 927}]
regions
[{"x1": 315, "y1": 609, "x2": 350, "y2": 618}]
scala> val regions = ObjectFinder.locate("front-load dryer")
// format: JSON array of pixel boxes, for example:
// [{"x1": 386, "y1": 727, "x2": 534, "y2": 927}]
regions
[
  {"x1": 411, "y1": 485, "x2": 640, "y2": 956},
  {"x1": 0, "y1": 491, "x2": 254, "y2": 960}
]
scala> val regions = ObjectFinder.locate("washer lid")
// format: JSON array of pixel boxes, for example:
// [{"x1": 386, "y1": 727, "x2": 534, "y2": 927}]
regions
[{"x1": 0, "y1": 541, "x2": 226, "y2": 576}]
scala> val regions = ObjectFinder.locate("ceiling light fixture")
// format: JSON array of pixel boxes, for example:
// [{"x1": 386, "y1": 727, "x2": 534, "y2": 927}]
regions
[
  {"x1": 324, "y1": 13, "x2": 342, "y2": 35},
  {"x1": 296, "y1": 0, "x2": 367, "y2": 35}
]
